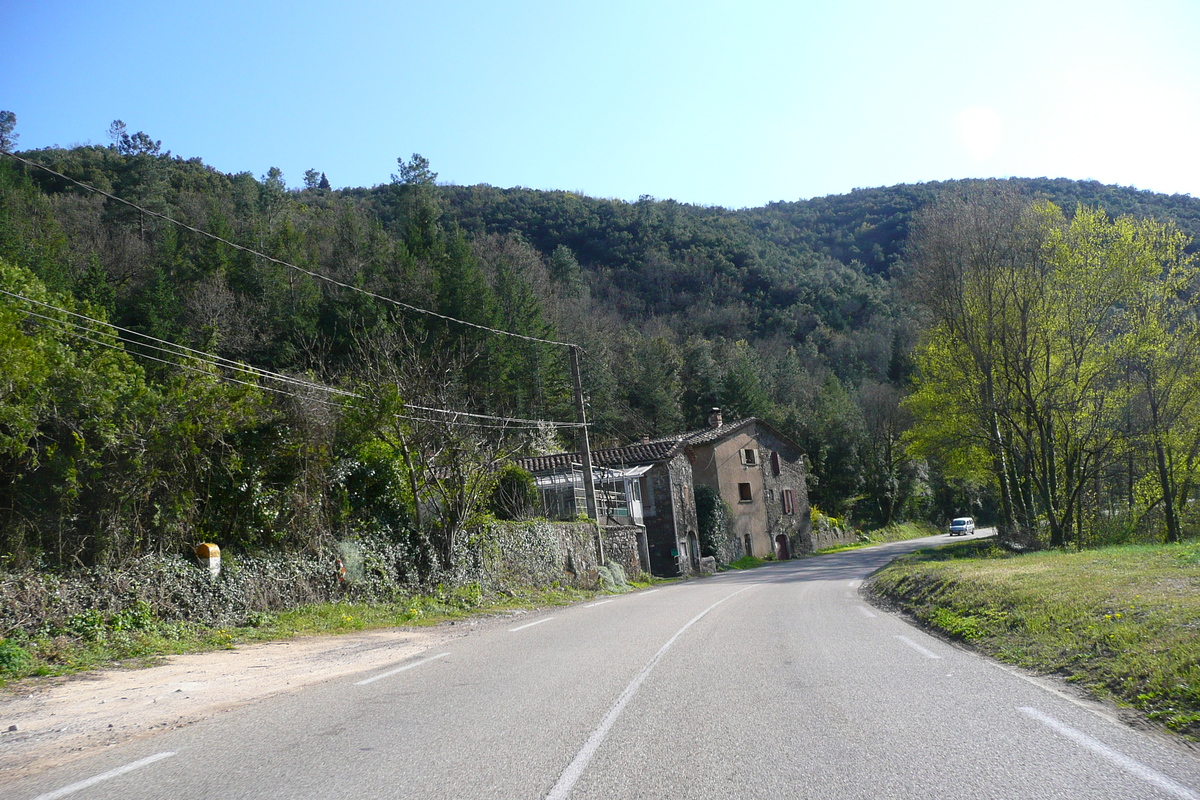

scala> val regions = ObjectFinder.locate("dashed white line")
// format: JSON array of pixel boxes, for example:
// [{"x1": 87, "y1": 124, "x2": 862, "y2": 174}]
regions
[
  {"x1": 31, "y1": 752, "x2": 177, "y2": 800},
  {"x1": 585, "y1": 599, "x2": 615, "y2": 608},
  {"x1": 545, "y1": 584, "x2": 757, "y2": 800},
  {"x1": 510, "y1": 617, "x2": 555, "y2": 632},
  {"x1": 632, "y1": 589, "x2": 659, "y2": 597},
  {"x1": 895, "y1": 635, "x2": 942, "y2": 659},
  {"x1": 856, "y1": 605, "x2": 877, "y2": 618},
  {"x1": 1018, "y1": 707, "x2": 1200, "y2": 800},
  {"x1": 354, "y1": 652, "x2": 450, "y2": 685}
]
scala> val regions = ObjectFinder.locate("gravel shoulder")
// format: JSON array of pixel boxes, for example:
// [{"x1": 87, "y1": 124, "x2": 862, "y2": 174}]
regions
[{"x1": 0, "y1": 624, "x2": 467, "y2": 780}]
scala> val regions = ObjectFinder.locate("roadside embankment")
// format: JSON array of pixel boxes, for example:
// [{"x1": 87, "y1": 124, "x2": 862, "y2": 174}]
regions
[
  {"x1": 0, "y1": 521, "x2": 644, "y2": 686},
  {"x1": 867, "y1": 538, "x2": 1200, "y2": 739},
  {"x1": 817, "y1": 521, "x2": 940, "y2": 554}
]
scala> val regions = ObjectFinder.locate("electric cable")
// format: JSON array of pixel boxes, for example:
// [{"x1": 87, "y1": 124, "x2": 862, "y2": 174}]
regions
[
  {"x1": 2, "y1": 288, "x2": 584, "y2": 431},
  {"x1": 3, "y1": 288, "x2": 358, "y2": 397},
  {"x1": 55, "y1": 325, "x2": 554, "y2": 431},
  {"x1": 1, "y1": 150, "x2": 579, "y2": 349}
]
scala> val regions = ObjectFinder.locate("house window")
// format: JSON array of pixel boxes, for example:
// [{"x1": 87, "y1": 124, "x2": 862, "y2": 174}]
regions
[
  {"x1": 782, "y1": 488, "x2": 795, "y2": 515},
  {"x1": 740, "y1": 448, "x2": 758, "y2": 466},
  {"x1": 738, "y1": 482, "x2": 753, "y2": 503},
  {"x1": 771, "y1": 451, "x2": 781, "y2": 476}
]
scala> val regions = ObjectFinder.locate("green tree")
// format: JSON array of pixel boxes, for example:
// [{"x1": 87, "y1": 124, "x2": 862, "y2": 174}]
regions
[
  {"x1": 907, "y1": 193, "x2": 1191, "y2": 546},
  {"x1": 718, "y1": 340, "x2": 772, "y2": 420},
  {"x1": 859, "y1": 381, "x2": 914, "y2": 525},
  {"x1": 1111, "y1": 217, "x2": 1200, "y2": 542},
  {"x1": 623, "y1": 332, "x2": 685, "y2": 436},
  {"x1": 392, "y1": 154, "x2": 442, "y2": 256},
  {"x1": 0, "y1": 110, "x2": 17, "y2": 152}
]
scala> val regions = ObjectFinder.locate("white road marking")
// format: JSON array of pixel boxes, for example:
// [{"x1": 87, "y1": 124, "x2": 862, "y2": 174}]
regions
[
  {"x1": 31, "y1": 752, "x2": 177, "y2": 800},
  {"x1": 545, "y1": 584, "x2": 758, "y2": 800},
  {"x1": 847, "y1": 580, "x2": 862, "y2": 588},
  {"x1": 856, "y1": 605, "x2": 877, "y2": 618},
  {"x1": 585, "y1": 600, "x2": 614, "y2": 608},
  {"x1": 634, "y1": 589, "x2": 660, "y2": 597},
  {"x1": 509, "y1": 617, "x2": 555, "y2": 632},
  {"x1": 354, "y1": 652, "x2": 450, "y2": 686},
  {"x1": 895, "y1": 635, "x2": 942, "y2": 659},
  {"x1": 1018, "y1": 707, "x2": 1200, "y2": 800}
]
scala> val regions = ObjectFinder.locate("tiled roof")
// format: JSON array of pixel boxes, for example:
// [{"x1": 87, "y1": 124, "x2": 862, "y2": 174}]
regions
[
  {"x1": 517, "y1": 439, "x2": 685, "y2": 474},
  {"x1": 643, "y1": 416, "x2": 805, "y2": 452},
  {"x1": 638, "y1": 418, "x2": 756, "y2": 446},
  {"x1": 516, "y1": 416, "x2": 804, "y2": 475},
  {"x1": 676, "y1": 418, "x2": 758, "y2": 445}
]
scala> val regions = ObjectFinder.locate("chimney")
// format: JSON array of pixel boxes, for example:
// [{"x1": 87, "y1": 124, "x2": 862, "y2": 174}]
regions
[
  {"x1": 708, "y1": 407, "x2": 723, "y2": 428},
  {"x1": 641, "y1": 434, "x2": 651, "y2": 444}
]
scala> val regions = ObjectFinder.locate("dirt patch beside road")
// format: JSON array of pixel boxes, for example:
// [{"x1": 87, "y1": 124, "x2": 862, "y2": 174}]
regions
[{"x1": 0, "y1": 625, "x2": 464, "y2": 781}]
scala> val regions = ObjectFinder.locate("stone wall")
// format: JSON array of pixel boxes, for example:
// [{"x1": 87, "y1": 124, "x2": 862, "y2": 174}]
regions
[
  {"x1": 807, "y1": 511, "x2": 858, "y2": 551},
  {"x1": 599, "y1": 525, "x2": 643, "y2": 579},
  {"x1": 475, "y1": 520, "x2": 643, "y2": 590},
  {"x1": 0, "y1": 520, "x2": 642, "y2": 637},
  {"x1": 642, "y1": 455, "x2": 697, "y2": 577}
]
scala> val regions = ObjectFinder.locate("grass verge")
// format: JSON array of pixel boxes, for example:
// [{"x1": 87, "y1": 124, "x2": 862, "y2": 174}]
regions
[
  {"x1": 727, "y1": 555, "x2": 769, "y2": 570},
  {"x1": 817, "y1": 521, "x2": 940, "y2": 554},
  {"x1": 868, "y1": 538, "x2": 1200, "y2": 739},
  {"x1": 0, "y1": 581, "x2": 649, "y2": 688}
]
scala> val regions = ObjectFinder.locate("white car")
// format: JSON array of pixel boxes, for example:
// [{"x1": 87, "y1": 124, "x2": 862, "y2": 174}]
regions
[{"x1": 948, "y1": 517, "x2": 975, "y2": 536}]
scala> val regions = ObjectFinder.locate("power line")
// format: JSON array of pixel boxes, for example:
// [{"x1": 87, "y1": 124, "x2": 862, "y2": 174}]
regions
[
  {"x1": 54, "y1": 325, "x2": 558, "y2": 432},
  {"x1": 1, "y1": 288, "x2": 585, "y2": 431},
  {"x1": 0, "y1": 150, "x2": 577, "y2": 349},
  {"x1": 1, "y1": 287, "x2": 357, "y2": 397},
  {"x1": 6, "y1": 287, "x2": 579, "y2": 426},
  {"x1": 1, "y1": 149, "x2": 604, "y2": 517}
]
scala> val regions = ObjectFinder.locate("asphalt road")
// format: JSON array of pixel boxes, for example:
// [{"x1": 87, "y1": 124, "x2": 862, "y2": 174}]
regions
[{"x1": 9, "y1": 530, "x2": 1200, "y2": 799}]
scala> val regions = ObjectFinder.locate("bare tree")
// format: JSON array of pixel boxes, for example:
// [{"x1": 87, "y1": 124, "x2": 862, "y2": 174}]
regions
[{"x1": 352, "y1": 327, "x2": 531, "y2": 578}]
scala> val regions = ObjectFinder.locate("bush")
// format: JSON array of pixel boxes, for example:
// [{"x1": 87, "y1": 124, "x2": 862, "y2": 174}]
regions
[
  {"x1": 488, "y1": 463, "x2": 537, "y2": 521},
  {"x1": 0, "y1": 638, "x2": 31, "y2": 673},
  {"x1": 695, "y1": 484, "x2": 734, "y2": 562}
]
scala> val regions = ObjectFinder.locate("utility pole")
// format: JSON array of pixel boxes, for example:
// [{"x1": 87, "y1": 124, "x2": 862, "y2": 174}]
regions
[{"x1": 569, "y1": 346, "x2": 598, "y2": 522}]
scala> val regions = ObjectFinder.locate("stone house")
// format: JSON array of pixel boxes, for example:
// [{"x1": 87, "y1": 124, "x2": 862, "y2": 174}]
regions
[
  {"x1": 516, "y1": 440, "x2": 699, "y2": 578},
  {"x1": 518, "y1": 408, "x2": 825, "y2": 577},
  {"x1": 674, "y1": 409, "x2": 815, "y2": 563}
]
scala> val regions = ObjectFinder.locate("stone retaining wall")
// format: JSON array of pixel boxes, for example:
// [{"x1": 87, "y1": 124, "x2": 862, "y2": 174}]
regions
[{"x1": 0, "y1": 521, "x2": 645, "y2": 637}]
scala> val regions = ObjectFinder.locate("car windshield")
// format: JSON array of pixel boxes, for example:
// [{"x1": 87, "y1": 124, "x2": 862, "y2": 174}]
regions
[{"x1": 951, "y1": 518, "x2": 971, "y2": 525}]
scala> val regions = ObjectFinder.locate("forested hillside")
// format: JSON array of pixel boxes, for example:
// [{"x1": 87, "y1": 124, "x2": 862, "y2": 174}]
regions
[{"x1": 3, "y1": 119, "x2": 1200, "y2": 567}]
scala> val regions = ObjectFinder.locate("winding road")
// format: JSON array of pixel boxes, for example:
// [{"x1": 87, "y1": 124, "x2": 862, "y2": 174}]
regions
[{"x1": 8, "y1": 530, "x2": 1200, "y2": 799}]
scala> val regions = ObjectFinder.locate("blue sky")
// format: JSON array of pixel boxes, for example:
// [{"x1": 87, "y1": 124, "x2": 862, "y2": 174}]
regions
[{"x1": 3, "y1": 0, "x2": 1198, "y2": 208}]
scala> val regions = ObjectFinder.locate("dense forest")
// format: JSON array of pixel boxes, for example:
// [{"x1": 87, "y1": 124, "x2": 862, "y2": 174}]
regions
[{"x1": 3, "y1": 114, "x2": 1200, "y2": 568}]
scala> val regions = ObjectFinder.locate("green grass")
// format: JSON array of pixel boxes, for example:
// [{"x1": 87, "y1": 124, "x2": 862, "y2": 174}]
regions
[
  {"x1": 0, "y1": 581, "x2": 648, "y2": 687},
  {"x1": 869, "y1": 539, "x2": 1200, "y2": 739},
  {"x1": 727, "y1": 555, "x2": 769, "y2": 570},
  {"x1": 817, "y1": 521, "x2": 940, "y2": 554}
]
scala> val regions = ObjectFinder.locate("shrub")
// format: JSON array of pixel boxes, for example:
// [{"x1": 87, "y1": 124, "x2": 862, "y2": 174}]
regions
[
  {"x1": 488, "y1": 463, "x2": 537, "y2": 521},
  {"x1": 0, "y1": 638, "x2": 31, "y2": 673}
]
